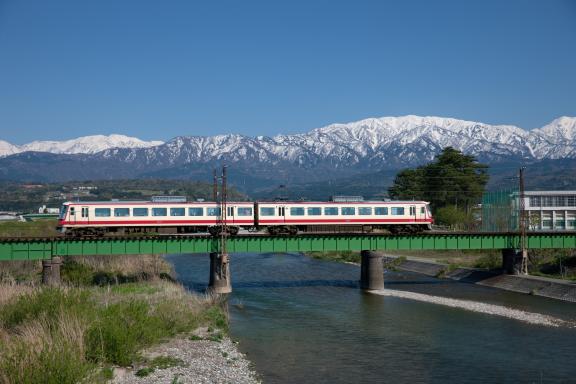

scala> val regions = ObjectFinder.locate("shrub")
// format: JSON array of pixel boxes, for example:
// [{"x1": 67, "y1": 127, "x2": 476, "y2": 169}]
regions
[
  {"x1": 86, "y1": 300, "x2": 165, "y2": 366},
  {"x1": 0, "y1": 288, "x2": 90, "y2": 330},
  {"x1": 61, "y1": 259, "x2": 94, "y2": 286}
]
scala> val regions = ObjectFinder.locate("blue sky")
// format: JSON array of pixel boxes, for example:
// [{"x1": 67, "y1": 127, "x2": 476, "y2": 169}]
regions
[{"x1": 0, "y1": 0, "x2": 575, "y2": 144}]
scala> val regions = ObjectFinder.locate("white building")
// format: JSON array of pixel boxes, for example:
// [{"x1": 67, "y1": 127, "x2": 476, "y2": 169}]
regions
[{"x1": 522, "y1": 191, "x2": 576, "y2": 231}]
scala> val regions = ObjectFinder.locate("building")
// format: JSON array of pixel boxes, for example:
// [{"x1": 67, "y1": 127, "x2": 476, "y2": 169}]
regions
[{"x1": 522, "y1": 191, "x2": 576, "y2": 231}]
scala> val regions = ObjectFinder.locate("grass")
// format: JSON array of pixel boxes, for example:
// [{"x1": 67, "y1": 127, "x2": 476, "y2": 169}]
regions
[
  {"x1": 0, "y1": 282, "x2": 227, "y2": 383},
  {"x1": 307, "y1": 250, "x2": 361, "y2": 263},
  {"x1": 0, "y1": 219, "x2": 60, "y2": 238},
  {"x1": 0, "y1": 255, "x2": 229, "y2": 384}
]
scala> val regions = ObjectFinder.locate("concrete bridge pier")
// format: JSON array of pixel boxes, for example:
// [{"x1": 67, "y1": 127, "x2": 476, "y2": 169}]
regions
[
  {"x1": 208, "y1": 252, "x2": 232, "y2": 294},
  {"x1": 41, "y1": 256, "x2": 62, "y2": 285},
  {"x1": 502, "y1": 249, "x2": 523, "y2": 275},
  {"x1": 360, "y1": 250, "x2": 384, "y2": 291}
]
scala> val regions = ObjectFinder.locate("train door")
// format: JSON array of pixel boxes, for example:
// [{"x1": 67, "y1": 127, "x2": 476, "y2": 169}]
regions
[
  {"x1": 81, "y1": 206, "x2": 89, "y2": 224},
  {"x1": 277, "y1": 205, "x2": 286, "y2": 223},
  {"x1": 409, "y1": 205, "x2": 417, "y2": 222},
  {"x1": 69, "y1": 206, "x2": 77, "y2": 224},
  {"x1": 227, "y1": 206, "x2": 235, "y2": 224}
]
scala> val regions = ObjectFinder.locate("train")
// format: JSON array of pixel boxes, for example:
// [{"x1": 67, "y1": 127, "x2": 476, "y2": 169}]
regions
[{"x1": 57, "y1": 197, "x2": 433, "y2": 236}]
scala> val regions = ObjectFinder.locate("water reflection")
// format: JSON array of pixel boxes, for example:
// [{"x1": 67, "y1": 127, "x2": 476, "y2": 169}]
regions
[{"x1": 166, "y1": 252, "x2": 576, "y2": 384}]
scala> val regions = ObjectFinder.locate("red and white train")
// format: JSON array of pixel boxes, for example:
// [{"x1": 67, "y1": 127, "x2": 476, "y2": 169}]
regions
[{"x1": 57, "y1": 198, "x2": 433, "y2": 236}]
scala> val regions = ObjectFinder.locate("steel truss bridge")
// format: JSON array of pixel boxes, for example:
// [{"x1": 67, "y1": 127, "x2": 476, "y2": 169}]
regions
[{"x1": 1, "y1": 232, "x2": 576, "y2": 261}]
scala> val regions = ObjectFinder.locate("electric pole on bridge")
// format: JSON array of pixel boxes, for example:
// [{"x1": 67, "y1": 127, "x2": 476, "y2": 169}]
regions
[
  {"x1": 519, "y1": 167, "x2": 529, "y2": 275},
  {"x1": 208, "y1": 165, "x2": 231, "y2": 294}
]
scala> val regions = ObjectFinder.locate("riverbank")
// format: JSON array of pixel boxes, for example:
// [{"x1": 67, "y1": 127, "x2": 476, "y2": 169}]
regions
[
  {"x1": 307, "y1": 250, "x2": 576, "y2": 302},
  {"x1": 0, "y1": 255, "x2": 260, "y2": 384},
  {"x1": 382, "y1": 254, "x2": 576, "y2": 303}
]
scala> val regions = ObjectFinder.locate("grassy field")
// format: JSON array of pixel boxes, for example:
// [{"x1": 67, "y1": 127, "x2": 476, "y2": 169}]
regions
[
  {"x1": 0, "y1": 219, "x2": 60, "y2": 238},
  {"x1": 0, "y1": 255, "x2": 228, "y2": 384}
]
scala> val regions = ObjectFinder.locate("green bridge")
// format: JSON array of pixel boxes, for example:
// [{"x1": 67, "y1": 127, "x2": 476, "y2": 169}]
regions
[{"x1": 2, "y1": 232, "x2": 576, "y2": 261}]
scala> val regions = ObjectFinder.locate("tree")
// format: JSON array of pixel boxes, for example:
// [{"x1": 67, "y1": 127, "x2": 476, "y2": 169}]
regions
[
  {"x1": 388, "y1": 168, "x2": 425, "y2": 200},
  {"x1": 388, "y1": 147, "x2": 488, "y2": 213}
]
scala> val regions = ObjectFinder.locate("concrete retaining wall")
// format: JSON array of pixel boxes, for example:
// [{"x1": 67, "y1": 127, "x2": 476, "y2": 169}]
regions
[{"x1": 383, "y1": 256, "x2": 576, "y2": 303}]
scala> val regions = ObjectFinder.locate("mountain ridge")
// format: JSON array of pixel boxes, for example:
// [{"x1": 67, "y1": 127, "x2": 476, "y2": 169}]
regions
[{"x1": 1, "y1": 115, "x2": 575, "y2": 193}]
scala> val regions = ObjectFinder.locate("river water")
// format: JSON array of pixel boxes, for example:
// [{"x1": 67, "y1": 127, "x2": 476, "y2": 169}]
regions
[{"x1": 166, "y1": 252, "x2": 576, "y2": 383}]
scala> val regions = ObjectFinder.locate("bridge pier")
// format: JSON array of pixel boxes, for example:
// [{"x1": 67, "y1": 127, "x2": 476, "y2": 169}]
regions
[
  {"x1": 360, "y1": 250, "x2": 384, "y2": 291},
  {"x1": 41, "y1": 256, "x2": 62, "y2": 285},
  {"x1": 208, "y1": 252, "x2": 232, "y2": 294},
  {"x1": 502, "y1": 249, "x2": 523, "y2": 275}
]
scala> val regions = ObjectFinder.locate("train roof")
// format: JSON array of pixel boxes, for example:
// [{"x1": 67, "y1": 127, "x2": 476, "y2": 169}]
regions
[{"x1": 62, "y1": 200, "x2": 429, "y2": 205}]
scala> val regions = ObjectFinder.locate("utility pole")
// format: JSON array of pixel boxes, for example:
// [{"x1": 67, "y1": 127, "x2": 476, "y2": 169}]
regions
[
  {"x1": 213, "y1": 169, "x2": 218, "y2": 202},
  {"x1": 208, "y1": 165, "x2": 231, "y2": 294},
  {"x1": 220, "y1": 165, "x2": 228, "y2": 256},
  {"x1": 519, "y1": 167, "x2": 528, "y2": 275}
]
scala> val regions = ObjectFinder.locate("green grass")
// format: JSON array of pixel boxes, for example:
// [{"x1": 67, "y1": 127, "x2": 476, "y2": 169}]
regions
[
  {"x1": 148, "y1": 355, "x2": 187, "y2": 369},
  {"x1": 0, "y1": 219, "x2": 60, "y2": 238},
  {"x1": 306, "y1": 250, "x2": 361, "y2": 263},
  {"x1": 0, "y1": 281, "x2": 228, "y2": 384}
]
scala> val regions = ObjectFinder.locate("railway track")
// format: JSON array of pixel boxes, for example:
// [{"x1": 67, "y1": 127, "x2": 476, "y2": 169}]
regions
[{"x1": 1, "y1": 231, "x2": 574, "y2": 242}]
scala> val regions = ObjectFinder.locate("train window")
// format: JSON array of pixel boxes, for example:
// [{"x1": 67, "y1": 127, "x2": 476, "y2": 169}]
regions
[
  {"x1": 324, "y1": 207, "x2": 338, "y2": 216},
  {"x1": 133, "y1": 208, "x2": 148, "y2": 216},
  {"x1": 391, "y1": 207, "x2": 405, "y2": 215},
  {"x1": 420, "y1": 207, "x2": 425, "y2": 214},
  {"x1": 358, "y1": 207, "x2": 372, "y2": 215},
  {"x1": 375, "y1": 207, "x2": 388, "y2": 215},
  {"x1": 70, "y1": 207, "x2": 75, "y2": 216},
  {"x1": 409, "y1": 207, "x2": 416, "y2": 215},
  {"x1": 290, "y1": 207, "x2": 305, "y2": 216},
  {"x1": 237, "y1": 207, "x2": 253, "y2": 216},
  {"x1": 95, "y1": 208, "x2": 111, "y2": 217},
  {"x1": 114, "y1": 208, "x2": 130, "y2": 217},
  {"x1": 152, "y1": 208, "x2": 167, "y2": 216},
  {"x1": 260, "y1": 207, "x2": 275, "y2": 216},
  {"x1": 207, "y1": 207, "x2": 221, "y2": 216},
  {"x1": 170, "y1": 208, "x2": 185, "y2": 216},
  {"x1": 341, "y1": 207, "x2": 355, "y2": 215},
  {"x1": 307, "y1": 207, "x2": 321, "y2": 216},
  {"x1": 189, "y1": 207, "x2": 204, "y2": 216}
]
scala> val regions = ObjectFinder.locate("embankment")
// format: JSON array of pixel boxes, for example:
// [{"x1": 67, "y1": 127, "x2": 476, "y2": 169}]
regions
[
  {"x1": 0, "y1": 255, "x2": 260, "y2": 384},
  {"x1": 383, "y1": 255, "x2": 576, "y2": 303}
]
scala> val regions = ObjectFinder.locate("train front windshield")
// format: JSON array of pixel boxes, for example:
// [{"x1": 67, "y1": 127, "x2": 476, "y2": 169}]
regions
[{"x1": 59, "y1": 205, "x2": 68, "y2": 220}]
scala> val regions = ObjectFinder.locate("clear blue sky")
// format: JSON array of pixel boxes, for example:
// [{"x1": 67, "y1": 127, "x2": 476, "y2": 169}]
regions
[{"x1": 0, "y1": 0, "x2": 575, "y2": 144}]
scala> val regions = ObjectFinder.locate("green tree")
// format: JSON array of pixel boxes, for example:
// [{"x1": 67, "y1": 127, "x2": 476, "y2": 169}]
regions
[
  {"x1": 423, "y1": 147, "x2": 488, "y2": 212},
  {"x1": 388, "y1": 147, "x2": 488, "y2": 213},
  {"x1": 388, "y1": 168, "x2": 425, "y2": 200}
]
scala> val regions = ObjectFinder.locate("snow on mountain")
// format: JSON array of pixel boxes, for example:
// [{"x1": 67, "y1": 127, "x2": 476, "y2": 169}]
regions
[
  {"x1": 93, "y1": 116, "x2": 576, "y2": 176},
  {"x1": 2, "y1": 116, "x2": 576, "y2": 171},
  {"x1": 0, "y1": 140, "x2": 20, "y2": 157},
  {"x1": 0, "y1": 134, "x2": 163, "y2": 157}
]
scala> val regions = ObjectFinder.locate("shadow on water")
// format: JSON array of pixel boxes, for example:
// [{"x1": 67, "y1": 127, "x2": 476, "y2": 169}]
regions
[{"x1": 181, "y1": 278, "x2": 456, "y2": 293}]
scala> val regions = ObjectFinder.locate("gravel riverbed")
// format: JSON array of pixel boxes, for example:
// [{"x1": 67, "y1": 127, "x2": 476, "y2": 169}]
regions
[
  {"x1": 112, "y1": 330, "x2": 260, "y2": 384},
  {"x1": 371, "y1": 289, "x2": 571, "y2": 328}
]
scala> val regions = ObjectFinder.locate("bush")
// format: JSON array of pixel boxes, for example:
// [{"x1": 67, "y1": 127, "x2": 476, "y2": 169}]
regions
[
  {"x1": 0, "y1": 288, "x2": 90, "y2": 330},
  {"x1": 474, "y1": 253, "x2": 501, "y2": 270},
  {"x1": 0, "y1": 281, "x2": 224, "y2": 382},
  {"x1": 434, "y1": 205, "x2": 470, "y2": 228},
  {"x1": 61, "y1": 259, "x2": 94, "y2": 286},
  {"x1": 86, "y1": 300, "x2": 165, "y2": 366},
  {"x1": 0, "y1": 313, "x2": 93, "y2": 384}
]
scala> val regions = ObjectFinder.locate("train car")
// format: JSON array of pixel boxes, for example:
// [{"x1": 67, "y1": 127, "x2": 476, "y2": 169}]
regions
[
  {"x1": 255, "y1": 201, "x2": 433, "y2": 234},
  {"x1": 57, "y1": 200, "x2": 254, "y2": 236}
]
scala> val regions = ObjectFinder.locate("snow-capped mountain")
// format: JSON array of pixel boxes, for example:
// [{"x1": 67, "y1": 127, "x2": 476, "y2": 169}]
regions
[
  {"x1": 1, "y1": 115, "x2": 575, "y2": 185},
  {"x1": 95, "y1": 115, "x2": 576, "y2": 169},
  {"x1": 0, "y1": 134, "x2": 163, "y2": 157}
]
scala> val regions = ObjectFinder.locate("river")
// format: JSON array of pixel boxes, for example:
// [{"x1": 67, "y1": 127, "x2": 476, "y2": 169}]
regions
[{"x1": 165, "y1": 252, "x2": 576, "y2": 383}]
